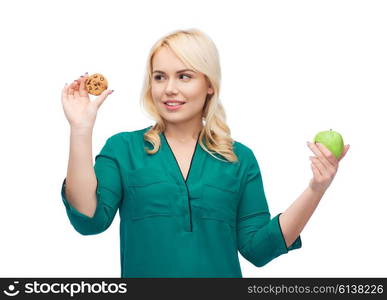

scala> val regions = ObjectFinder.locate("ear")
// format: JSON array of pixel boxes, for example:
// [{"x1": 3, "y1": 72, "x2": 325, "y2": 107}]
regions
[{"x1": 205, "y1": 76, "x2": 214, "y2": 95}]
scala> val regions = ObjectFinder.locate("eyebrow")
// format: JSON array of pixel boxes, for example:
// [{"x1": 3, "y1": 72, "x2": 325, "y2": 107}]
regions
[{"x1": 152, "y1": 69, "x2": 196, "y2": 74}]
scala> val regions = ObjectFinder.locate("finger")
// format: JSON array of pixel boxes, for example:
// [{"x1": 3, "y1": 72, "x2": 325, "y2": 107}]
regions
[
  {"x1": 68, "y1": 81, "x2": 76, "y2": 96},
  {"x1": 338, "y1": 144, "x2": 350, "y2": 162},
  {"x1": 62, "y1": 83, "x2": 69, "y2": 103},
  {"x1": 315, "y1": 142, "x2": 338, "y2": 167},
  {"x1": 310, "y1": 156, "x2": 325, "y2": 177},
  {"x1": 311, "y1": 161, "x2": 323, "y2": 179},
  {"x1": 94, "y1": 89, "x2": 114, "y2": 109},
  {"x1": 79, "y1": 73, "x2": 89, "y2": 97},
  {"x1": 307, "y1": 142, "x2": 332, "y2": 171},
  {"x1": 73, "y1": 80, "x2": 81, "y2": 98}
]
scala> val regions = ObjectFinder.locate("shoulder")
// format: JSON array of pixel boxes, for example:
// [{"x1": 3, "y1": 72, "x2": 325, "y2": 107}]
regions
[
  {"x1": 233, "y1": 140, "x2": 263, "y2": 177},
  {"x1": 232, "y1": 139, "x2": 256, "y2": 161}
]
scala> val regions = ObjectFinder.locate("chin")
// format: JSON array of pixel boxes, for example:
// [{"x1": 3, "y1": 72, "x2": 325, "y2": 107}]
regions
[{"x1": 163, "y1": 115, "x2": 187, "y2": 123}]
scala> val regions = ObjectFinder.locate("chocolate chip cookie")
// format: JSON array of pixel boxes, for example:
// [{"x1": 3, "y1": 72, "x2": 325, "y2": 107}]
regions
[{"x1": 85, "y1": 73, "x2": 108, "y2": 96}]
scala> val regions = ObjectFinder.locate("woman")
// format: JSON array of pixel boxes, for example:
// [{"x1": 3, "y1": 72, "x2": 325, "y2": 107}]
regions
[{"x1": 60, "y1": 28, "x2": 350, "y2": 278}]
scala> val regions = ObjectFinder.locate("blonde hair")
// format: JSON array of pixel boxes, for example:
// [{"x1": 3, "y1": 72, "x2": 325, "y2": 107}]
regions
[{"x1": 140, "y1": 28, "x2": 238, "y2": 163}]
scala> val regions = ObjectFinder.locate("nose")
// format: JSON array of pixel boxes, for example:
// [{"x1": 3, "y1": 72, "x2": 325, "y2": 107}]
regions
[{"x1": 165, "y1": 78, "x2": 179, "y2": 95}]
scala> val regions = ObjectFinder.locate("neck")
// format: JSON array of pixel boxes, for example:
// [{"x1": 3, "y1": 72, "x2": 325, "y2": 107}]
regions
[{"x1": 164, "y1": 118, "x2": 203, "y2": 143}]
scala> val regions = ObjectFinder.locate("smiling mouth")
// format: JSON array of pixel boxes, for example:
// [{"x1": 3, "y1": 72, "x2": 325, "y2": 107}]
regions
[
  {"x1": 165, "y1": 102, "x2": 185, "y2": 106},
  {"x1": 164, "y1": 102, "x2": 185, "y2": 110}
]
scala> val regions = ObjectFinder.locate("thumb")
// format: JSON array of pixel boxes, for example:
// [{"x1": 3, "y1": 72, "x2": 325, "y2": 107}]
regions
[{"x1": 95, "y1": 89, "x2": 114, "y2": 109}]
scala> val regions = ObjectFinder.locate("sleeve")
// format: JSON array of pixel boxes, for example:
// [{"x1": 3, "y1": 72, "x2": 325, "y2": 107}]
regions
[
  {"x1": 237, "y1": 148, "x2": 302, "y2": 267},
  {"x1": 60, "y1": 137, "x2": 123, "y2": 235}
]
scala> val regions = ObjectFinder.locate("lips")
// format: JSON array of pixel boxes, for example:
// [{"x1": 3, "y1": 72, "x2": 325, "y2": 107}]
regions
[
  {"x1": 163, "y1": 100, "x2": 186, "y2": 104},
  {"x1": 163, "y1": 100, "x2": 185, "y2": 111}
]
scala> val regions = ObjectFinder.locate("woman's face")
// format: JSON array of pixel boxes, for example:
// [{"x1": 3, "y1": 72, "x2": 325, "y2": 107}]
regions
[{"x1": 151, "y1": 46, "x2": 213, "y2": 124}]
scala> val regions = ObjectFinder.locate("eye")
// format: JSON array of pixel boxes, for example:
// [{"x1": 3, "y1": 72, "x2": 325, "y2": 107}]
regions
[
  {"x1": 153, "y1": 74, "x2": 164, "y2": 81},
  {"x1": 180, "y1": 74, "x2": 191, "y2": 80},
  {"x1": 153, "y1": 74, "x2": 192, "y2": 81}
]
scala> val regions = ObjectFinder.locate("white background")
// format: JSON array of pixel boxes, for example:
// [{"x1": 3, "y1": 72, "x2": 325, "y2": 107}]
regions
[{"x1": 0, "y1": 0, "x2": 386, "y2": 277}]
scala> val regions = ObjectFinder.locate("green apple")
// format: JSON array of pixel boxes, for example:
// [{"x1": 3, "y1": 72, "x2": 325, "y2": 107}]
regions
[{"x1": 313, "y1": 129, "x2": 344, "y2": 159}]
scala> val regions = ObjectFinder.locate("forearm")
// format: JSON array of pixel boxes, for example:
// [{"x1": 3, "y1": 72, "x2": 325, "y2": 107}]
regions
[
  {"x1": 279, "y1": 186, "x2": 325, "y2": 248},
  {"x1": 65, "y1": 127, "x2": 98, "y2": 217}
]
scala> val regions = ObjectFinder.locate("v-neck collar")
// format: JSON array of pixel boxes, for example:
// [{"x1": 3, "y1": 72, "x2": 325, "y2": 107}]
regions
[{"x1": 161, "y1": 131, "x2": 200, "y2": 185}]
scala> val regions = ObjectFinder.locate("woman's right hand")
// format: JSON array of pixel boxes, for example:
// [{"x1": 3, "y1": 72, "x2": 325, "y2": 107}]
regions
[{"x1": 61, "y1": 72, "x2": 113, "y2": 131}]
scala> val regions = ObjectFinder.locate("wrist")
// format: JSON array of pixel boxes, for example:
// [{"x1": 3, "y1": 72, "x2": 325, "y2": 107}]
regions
[
  {"x1": 70, "y1": 126, "x2": 93, "y2": 136},
  {"x1": 307, "y1": 183, "x2": 326, "y2": 197}
]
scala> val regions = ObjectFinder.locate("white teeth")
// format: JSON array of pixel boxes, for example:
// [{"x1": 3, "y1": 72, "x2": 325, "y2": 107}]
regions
[{"x1": 166, "y1": 102, "x2": 184, "y2": 106}]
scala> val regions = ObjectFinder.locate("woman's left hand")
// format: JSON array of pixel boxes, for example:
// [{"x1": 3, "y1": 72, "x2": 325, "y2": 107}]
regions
[{"x1": 307, "y1": 141, "x2": 350, "y2": 194}]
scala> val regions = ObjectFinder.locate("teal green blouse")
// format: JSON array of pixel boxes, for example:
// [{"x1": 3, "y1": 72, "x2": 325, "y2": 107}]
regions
[{"x1": 61, "y1": 125, "x2": 301, "y2": 278}]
